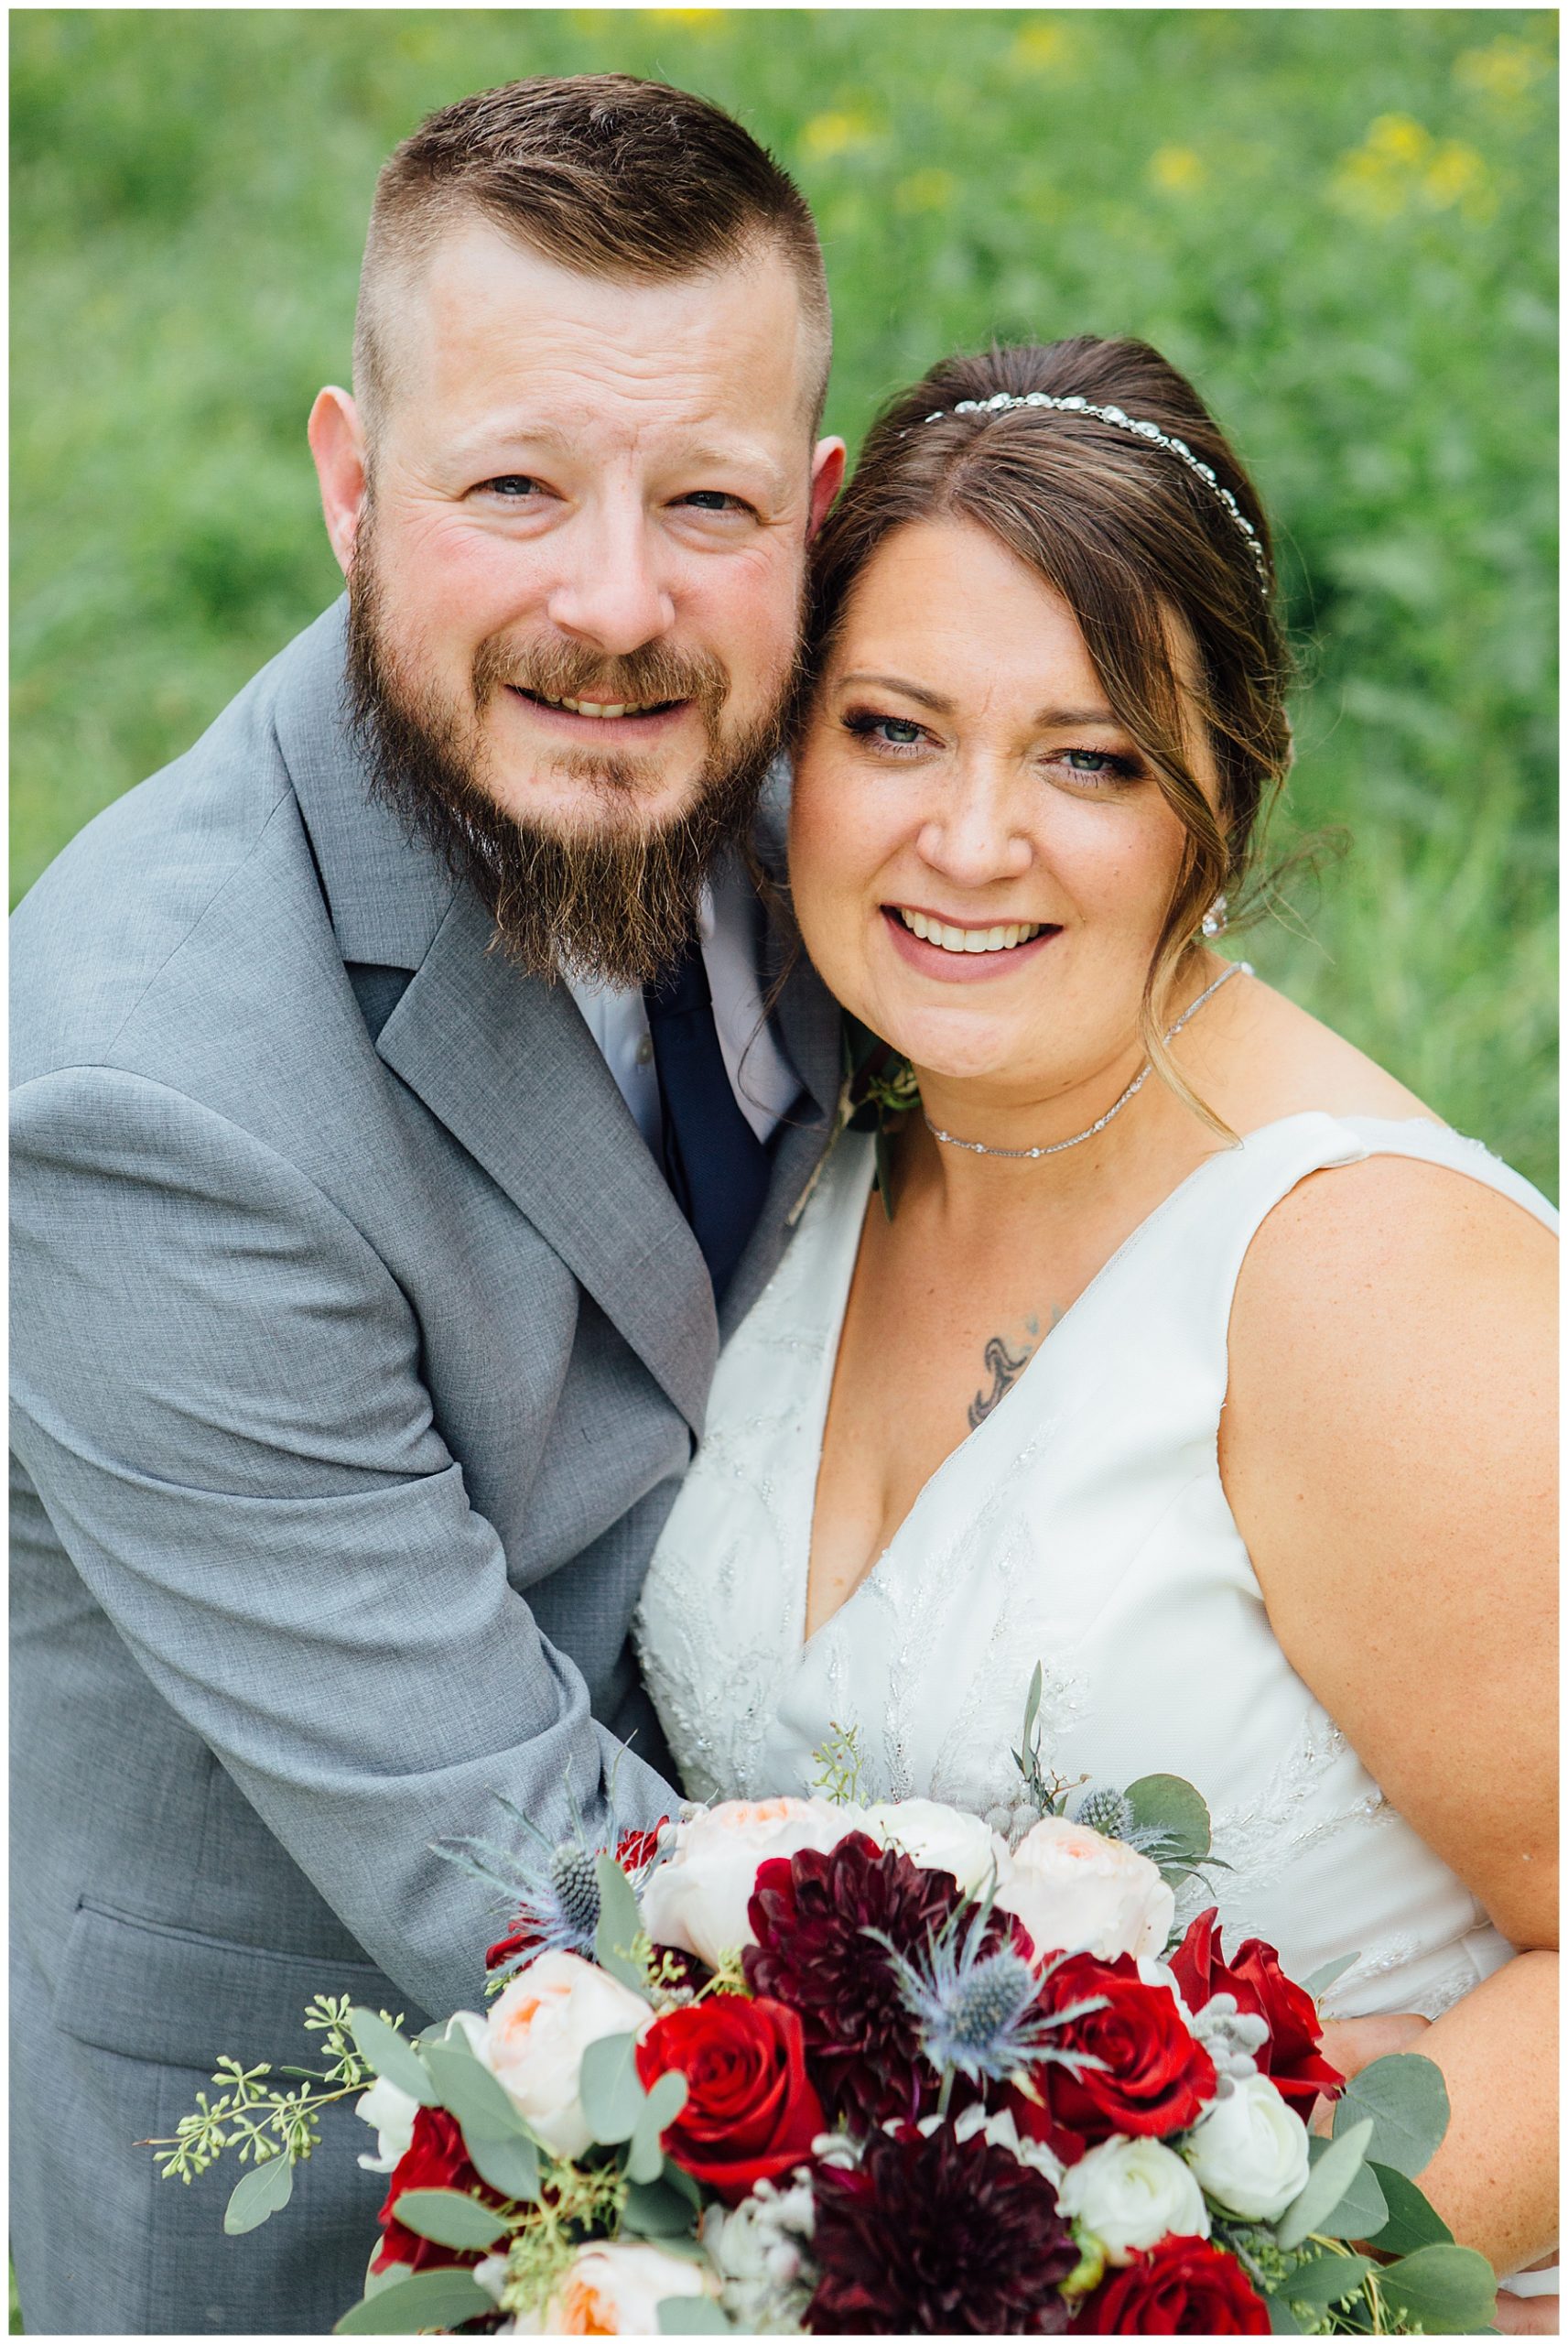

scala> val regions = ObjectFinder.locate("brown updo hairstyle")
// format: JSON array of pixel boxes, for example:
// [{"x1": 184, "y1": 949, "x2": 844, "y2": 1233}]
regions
[{"x1": 798, "y1": 337, "x2": 1293, "y2": 1122}]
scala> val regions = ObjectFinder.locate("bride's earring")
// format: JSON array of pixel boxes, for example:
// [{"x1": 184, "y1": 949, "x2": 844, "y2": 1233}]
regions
[{"x1": 1201, "y1": 894, "x2": 1228, "y2": 939}]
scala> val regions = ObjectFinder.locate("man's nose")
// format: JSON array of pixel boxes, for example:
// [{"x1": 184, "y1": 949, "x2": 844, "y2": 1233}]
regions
[
  {"x1": 544, "y1": 502, "x2": 676, "y2": 654},
  {"x1": 915, "y1": 765, "x2": 1033, "y2": 885}
]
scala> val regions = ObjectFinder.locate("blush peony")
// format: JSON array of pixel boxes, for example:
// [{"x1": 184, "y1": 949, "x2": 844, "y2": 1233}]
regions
[
  {"x1": 478, "y1": 1949, "x2": 651, "y2": 2161},
  {"x1": 640, "y1": 1796, "x2": 860, "y2": 1969},
  {"x1": 998, "y1": 1818, "x2": 1174, "y2": 1963}
]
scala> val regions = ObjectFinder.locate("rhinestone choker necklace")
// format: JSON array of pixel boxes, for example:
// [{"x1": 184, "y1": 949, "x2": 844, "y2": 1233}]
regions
[{"x1": 922, "y1": 960, "x2": 1250, "y2": 1162}]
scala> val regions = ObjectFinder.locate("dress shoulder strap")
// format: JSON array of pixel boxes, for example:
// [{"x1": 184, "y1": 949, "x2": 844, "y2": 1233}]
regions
[{"x1": 1119, "y1": 1111, "x2": 1556, "y2": 1371}]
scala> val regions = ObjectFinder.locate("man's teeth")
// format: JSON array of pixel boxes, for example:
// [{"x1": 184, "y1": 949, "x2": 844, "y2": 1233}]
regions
[
  {"x1": 535, "y1": 694, "x2": 658, "y2": 720},
  {"x1": 897, "y1": 908, "x2": 1045, "y2": 954}
]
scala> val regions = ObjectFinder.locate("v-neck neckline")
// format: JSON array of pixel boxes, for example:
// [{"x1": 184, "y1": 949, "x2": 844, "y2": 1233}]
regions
[{"x1": 792, "y1": 1112, "x2": 1386, "y2": 1654}]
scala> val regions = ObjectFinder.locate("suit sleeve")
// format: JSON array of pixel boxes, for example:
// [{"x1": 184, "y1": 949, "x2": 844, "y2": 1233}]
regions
[{"x1": 9, "y1": 1064, "x2": 677, "y2": 2021}]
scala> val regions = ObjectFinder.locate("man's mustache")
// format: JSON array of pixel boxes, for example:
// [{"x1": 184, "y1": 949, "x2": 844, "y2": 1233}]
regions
[{"x1": 475, "y1": 635, "x2": 731, "y2": 719}]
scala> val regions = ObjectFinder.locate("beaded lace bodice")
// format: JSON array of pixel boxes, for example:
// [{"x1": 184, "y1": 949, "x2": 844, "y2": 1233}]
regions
[{"x1": 635, "y1": 1111, "x2": 1555, "y2": 2020}]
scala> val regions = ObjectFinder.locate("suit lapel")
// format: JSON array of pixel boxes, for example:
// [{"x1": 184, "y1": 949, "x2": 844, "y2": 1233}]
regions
[{"x1": 374, "y1": 888, "x2": 716, "y2": 1431}]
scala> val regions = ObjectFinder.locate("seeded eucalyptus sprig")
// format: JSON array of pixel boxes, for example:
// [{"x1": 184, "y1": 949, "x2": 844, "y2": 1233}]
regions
[{"x1": 146, "y1": 1995, "x2": 377, "y2": 2194}]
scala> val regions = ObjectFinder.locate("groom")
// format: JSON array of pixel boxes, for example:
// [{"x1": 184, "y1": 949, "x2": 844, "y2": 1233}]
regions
[{"x1": 10, "y1": 75, "x2": 844, "y2": 2334}]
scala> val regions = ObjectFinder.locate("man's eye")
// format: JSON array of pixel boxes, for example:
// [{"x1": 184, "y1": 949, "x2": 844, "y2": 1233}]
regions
[
  {"x1": 678, "y1": 491, "x2": 747, "y2": 513},
  {"x1": 481, "y1": 476, "x2": 542, "y2": 498}
]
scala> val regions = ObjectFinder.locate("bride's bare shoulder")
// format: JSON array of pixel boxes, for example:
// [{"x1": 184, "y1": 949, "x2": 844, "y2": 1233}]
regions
[{"x1": 1193, "y1": 967, "x2": 1435, "y2": 1128}]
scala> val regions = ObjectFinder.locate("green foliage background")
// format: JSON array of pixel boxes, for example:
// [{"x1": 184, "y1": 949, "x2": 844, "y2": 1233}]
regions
[{"x1": 11, "y1": 8, "x2": 1557, "y2": 1190}]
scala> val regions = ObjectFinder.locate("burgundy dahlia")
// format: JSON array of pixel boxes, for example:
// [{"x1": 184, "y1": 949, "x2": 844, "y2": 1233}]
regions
[
  {"x1": 808, "y1": 2124, "x2": 1078, "y2": 2334},
  {"x1": 743, "y1": 1831, "x2": 1015, "y2": 2130}
]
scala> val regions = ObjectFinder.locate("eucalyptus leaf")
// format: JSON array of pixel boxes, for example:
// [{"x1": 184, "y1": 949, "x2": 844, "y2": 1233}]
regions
[
  {"x1": 1022, "y1": 1662, "x2": 1044, "y2": 1751},
  {"x1": 333, "y1": 2266, "x2": 497, "y2": 2333},
  {"x1": 1300, "y1": 1951, "x2": 1360, "y2": 2002},
  {"x1": 1280, "y1": 2250, "x2": 1374, "y2": 2311},
  {"x1": 579, "y1": 2029, "x2": 646, "y2": 2145},
  {"x1": 1364, "y1": 2162, "x2": 1454, "y2": 2256},
  {"x1": 656, "y1": 2298, "x2": 731, "y2": 2335},
  {"x1": 628, "y1": 2069, "x2": 689, "y2": 2184},
  {"x1": 1332, "y1": 2052, "x2": 1449, "y2": 2179},
  {"x1": 660, "y1": 2157, "x2": 704, "y2": 2210},
  {"x1": 391, "y1": 2187, "x2": 508, "y2": 2251},
  {"x1": 422, "y1": 2035, "x2": 527, "y2": 2143},
  {"x1": 222, "y1": 2153, "x2": 295, "y2": 2235},
  {"x1": 465, "y1": 2126, "x2": 540, "y2": 2204},
  {"x1": 1312, "y1": 2148, "x2": 1388, "y2": 2244},
  {"x1": 1276, "y1": 2116, "x2": 1373, "y2": 2250},
  {"x1": 1377, "y1": 2243, "x2": 1498, "y2": 2335},
  {"x1": 595, "y1": 1853, "x2": 651, "y2": 1995},
  {"x1": 1123, "y1": 1774, "x2": 1211, "y2": 1861},
  {"x1": 622, "y1": 2176, "x2": 702, "y2": 2240},
  {"x1": 348, "y1": 2008, "x2": 438, "y2": 2106},
  {"x1": 1266, "y1": 2295, "x2": 1306, "y2": 2336}
]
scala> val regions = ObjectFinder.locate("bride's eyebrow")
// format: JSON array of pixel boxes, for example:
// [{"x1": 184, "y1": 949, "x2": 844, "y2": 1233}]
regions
[
  {"x1": 836, "y1": 671, "x2": 952, "y2": 712},
  {"x1": 836, "y1": 671, "x2": 1124, "y2": 732}
]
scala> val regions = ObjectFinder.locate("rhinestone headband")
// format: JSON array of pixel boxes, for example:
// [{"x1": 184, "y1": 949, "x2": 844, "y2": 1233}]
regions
[{"x1": 921, "y1": 391, "x2": 1271, "y2": 593}]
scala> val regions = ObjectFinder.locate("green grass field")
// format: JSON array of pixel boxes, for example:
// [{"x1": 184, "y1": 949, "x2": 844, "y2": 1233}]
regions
[{"x1": 11, "y1": 9, "x2": 1557, "y2": 1191}]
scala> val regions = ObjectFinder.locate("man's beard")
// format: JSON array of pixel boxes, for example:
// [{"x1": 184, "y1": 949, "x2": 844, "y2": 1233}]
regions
[{"x1": 345, "y1": 539, "x2": 794, "y2": 990}]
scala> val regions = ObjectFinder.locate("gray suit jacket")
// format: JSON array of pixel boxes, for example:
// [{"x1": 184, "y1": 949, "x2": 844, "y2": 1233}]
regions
[{"x1": 9, "y1": 602, "x2": 838, "y2": 2332}]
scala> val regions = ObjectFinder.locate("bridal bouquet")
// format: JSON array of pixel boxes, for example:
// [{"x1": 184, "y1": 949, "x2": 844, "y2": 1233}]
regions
[{"x1": 154, "y1": 1691, "x2": 1498, "y2": 2336}]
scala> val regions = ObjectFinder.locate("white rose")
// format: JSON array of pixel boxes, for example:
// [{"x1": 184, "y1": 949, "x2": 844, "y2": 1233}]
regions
[
  {"x1": 997, "y1": 1817, "x2": 1174, "y2": 1961},
  {"x1": 639, "y1": 1796, "x2": 861, "y2": 1968},
  {"x1": 861, "y1": 1799, "x2": 1012, "y2": 1899},
  {"x1": 352, "y1": 2073, "x2": 419, "y2": 2174},
  {"x1": 1183, "y1": 2072, "x2": 1311, "y2": 2220},
  {"x1": 477, "y1": 1950, "x2": 651, "y2": 2162},
  {"x1": 1057, "y1": 2135, "x2": 1211, "y2": 2265},
  {"x1": 543, "y1": 2241, "x2": 717, "y2": 2334}
]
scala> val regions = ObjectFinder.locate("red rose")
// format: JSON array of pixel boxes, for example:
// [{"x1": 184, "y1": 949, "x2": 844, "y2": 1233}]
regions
[
  {"x1": 372, "y1": 2106, "x2": 503, "y2": 2274},
  {"x1": 1082, "y1": 2236, "x2": 1271, "y2": 2333},
  {"x1": 1168, "y1": 1909, "x2": 1344, "y2": 2114},
  {"x1": 636, "y1": 1995, "x2": 825, "y2": 2203},
  {"x1": 1032, "y1": 1954, "x2": 1216, "y2": 2148}
]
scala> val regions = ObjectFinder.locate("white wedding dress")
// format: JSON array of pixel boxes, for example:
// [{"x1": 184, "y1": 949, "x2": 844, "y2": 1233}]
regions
[{"x1": 636, "y1": 1110, "x2": 1556, "y2": 2024}]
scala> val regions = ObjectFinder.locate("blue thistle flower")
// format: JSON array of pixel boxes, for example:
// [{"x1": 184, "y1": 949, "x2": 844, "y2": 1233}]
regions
[
  {"x1": 863, "y1": 1883, "x2": 1110, "y2": 2089},
  {"x1": 438, "y1": 1763, "x2": 658, "y2": 1985}
]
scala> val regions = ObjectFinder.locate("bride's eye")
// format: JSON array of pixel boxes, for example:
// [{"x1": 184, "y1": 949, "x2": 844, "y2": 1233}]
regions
[
  {"x1": 842, "y1": 710, "x2": 931, "y2": 756},
  {"x1": 1049, "y1": 745, "x2": 1142, "y2": 789}
]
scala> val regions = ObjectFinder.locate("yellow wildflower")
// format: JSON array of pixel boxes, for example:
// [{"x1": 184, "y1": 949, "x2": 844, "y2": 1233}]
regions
[
  {"x1": 1011, "y1": 22, "x2": 1071, "y2": 72},
  {"x1": 803, "y1": 109, "x2": 878, "y2": 161},
  {"x1": 1454, "y1": 35, "x2": 1551, "y2": 104},
  {"x1": 1149, "y1": 146, "x2": 1206, "y2": 194},
  {"x1": 895, "y1": 168, "x2": 957, "y2": 215}
]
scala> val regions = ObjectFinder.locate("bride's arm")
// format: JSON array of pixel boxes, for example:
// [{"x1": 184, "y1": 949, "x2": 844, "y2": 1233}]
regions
[{"x1": 1219, "y1": 1151, "x2": 1557, "y2": 2276}]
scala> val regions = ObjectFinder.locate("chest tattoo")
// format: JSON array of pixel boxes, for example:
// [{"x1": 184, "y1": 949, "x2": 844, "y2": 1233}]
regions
[{"x1": 968, "y1": 1307, "x2": 1063, "y2": 1430}]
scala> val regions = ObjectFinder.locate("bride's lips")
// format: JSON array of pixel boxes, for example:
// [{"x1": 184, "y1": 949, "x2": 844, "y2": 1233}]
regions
[
  {"x1": 503, "y1": 685, "x2": 694, "y2": 741},
  {"x1": 881, "y1": 904, "x2": 1062, "y2": 982}
]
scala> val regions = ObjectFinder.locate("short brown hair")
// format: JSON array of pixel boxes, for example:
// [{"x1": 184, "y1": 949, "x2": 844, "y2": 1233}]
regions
[
  {"x1": 355, "y1": 74, "x2": 830, "y2": 432},
  {"x1": 802, "y1": 337, "x2": 1292, "y2": 1118}
]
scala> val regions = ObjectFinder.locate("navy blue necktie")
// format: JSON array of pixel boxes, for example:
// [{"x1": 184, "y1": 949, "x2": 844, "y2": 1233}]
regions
[{"x1": 643, "y1": 934, "x2": 771, "y2": 1302}]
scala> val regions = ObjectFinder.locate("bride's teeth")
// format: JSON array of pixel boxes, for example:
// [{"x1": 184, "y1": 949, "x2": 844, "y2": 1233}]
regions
[{"x1": 896, "y1": 908, "x2": 1047, "y2": 952}]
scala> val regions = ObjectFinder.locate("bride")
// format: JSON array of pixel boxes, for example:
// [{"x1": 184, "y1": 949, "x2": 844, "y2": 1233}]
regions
[{"x1": 634, "y1": 337, "x2": 1558, "y2": 2303}]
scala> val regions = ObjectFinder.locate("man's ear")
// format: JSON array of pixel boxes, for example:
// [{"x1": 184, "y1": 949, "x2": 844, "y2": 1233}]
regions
[
  {"x1": 806, "y1": 437, "x2": 847, "y2": 540},
  {"x1": 308, "y1": 387, "x2": 368, "y2": 578}
]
